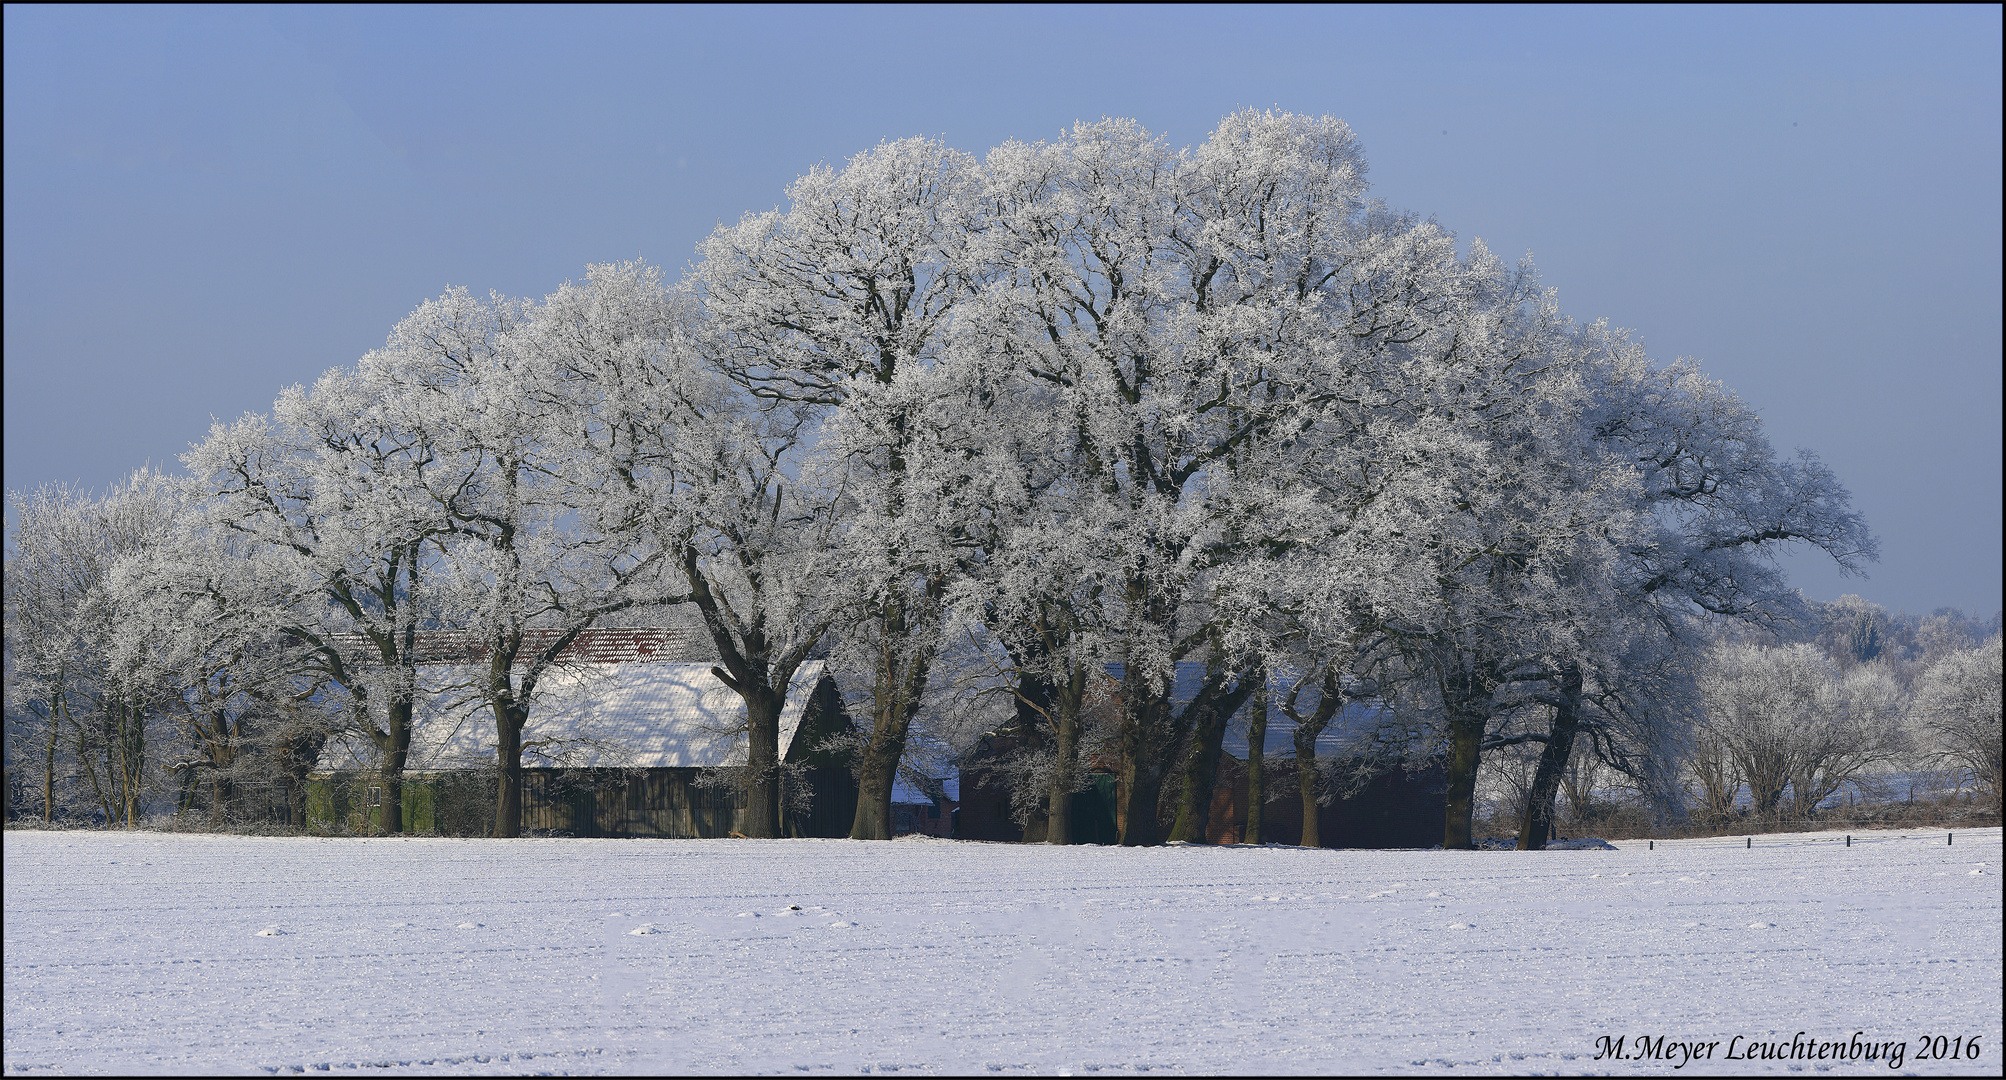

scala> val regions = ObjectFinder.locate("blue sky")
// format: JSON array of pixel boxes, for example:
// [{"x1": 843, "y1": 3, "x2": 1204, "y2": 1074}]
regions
[{"x1": 4, "y1": 5, "x2": 1999, "y2": 616}]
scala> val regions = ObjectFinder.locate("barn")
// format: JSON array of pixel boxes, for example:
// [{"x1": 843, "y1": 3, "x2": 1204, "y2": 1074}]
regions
[{"x1": 307, "y1": 628, "x2": 857, "y2": 838}]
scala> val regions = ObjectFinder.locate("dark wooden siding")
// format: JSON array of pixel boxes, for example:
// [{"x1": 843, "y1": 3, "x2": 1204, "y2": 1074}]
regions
[
  {"x1": 1222, "y1": 757, "x2": 1447, "y2": 848},
  {"x1": 953, "y1": 756, "x2": 1445, "y2": 848},
  {"x1": 310, "y1": 766, "x2": 857, "y2": 839}
]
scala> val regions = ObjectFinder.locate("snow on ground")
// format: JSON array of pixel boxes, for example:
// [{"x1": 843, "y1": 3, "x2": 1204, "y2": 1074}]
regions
[{"x1": 4, "y1": 827, "x2": 1999, "y2": 1076}]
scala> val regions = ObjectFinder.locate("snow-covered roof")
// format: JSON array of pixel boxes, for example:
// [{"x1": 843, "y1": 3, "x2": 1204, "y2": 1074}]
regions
[{"x1": 316, "y1": 660, "x2": 828, "y2": 773}]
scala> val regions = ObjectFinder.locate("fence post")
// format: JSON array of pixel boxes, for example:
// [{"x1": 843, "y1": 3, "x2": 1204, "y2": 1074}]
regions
[
  {"x1": 1846, "y1": 835, "x2": 1851, "y2": 847},
  {"x1": 1746, "y1": 837, "x2": 1751, "y2": 849},
  {"x1": 1649, "y1": 840, "x2": 1654, "y2": 851},
  {"x1": 1948, "y1": 833, "x2": 1953, "y2": 846}
]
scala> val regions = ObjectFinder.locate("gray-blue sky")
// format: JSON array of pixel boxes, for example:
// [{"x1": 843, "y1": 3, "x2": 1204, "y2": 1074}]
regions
[{"x1": 5, "y1": 5, "x2": 1999, "y2": 616}]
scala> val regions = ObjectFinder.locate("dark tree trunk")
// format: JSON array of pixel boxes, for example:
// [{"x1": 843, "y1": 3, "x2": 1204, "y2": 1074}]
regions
[
  {"x1": 1244, "y1": 692, "x2": 1264, "y2": 845},
  {"x1": 848, "y1": 705, "x2": 924, "y2": 841},
  {"x1": 377, "y1": 694, "x2": 412, "y2": 835},
  {"x1": 1118, "y1": 663, "x2": 1188, "y2": 847},
  {"x1": 1516, "y1": 666, "x2": 1583, "y2": 850},
  {"x1": 1167, "y1": 714, "x2": 1226, "y2": 843},
  {"x1": 1168, "y1": 661, "x2": 1261, "y2": 844},
  {"x1": 1120, "y1": 753, "x2": 1171, "y2": 847},
  {"x1": 1435, "y1": 652, "x2": 1498, "y2": 851},
  {"x1": 1296, "y1": 743, "x2": 1321, "y2": 848},
  {"x1": 1442, "y1": 714, "x2": 1483, "y2": 850},
  {"x1": 1015, "y1": 668, "x2": 1075, "y2": 846},
  {"x1": 207, "y1": 706, "x2": 235, "y2": 829},
  {"x1": 850, "y1": 744, "x2": 894, "y2": 841},
  {"x1": 493, "y1": 702, "x2": 527, "y2": 839},
  {"x1": 1045, "y1": 721, "x2": 1075, "y2": 845},
  {"x1": 1282, "y1": 666, "x2": 1344, "y2": 848},
  {"x1": 742, "y1": 687, "x2": 784, "y2": 838},
  {"x1": 210, "y1": 773, "x2": 233, "y2": 830},
  {"x1": 851, "y1": 685, "x2": 928, "y2": 840},
  {"x1": 850, "y1": 591, "x2": 940, "y2": 840}
]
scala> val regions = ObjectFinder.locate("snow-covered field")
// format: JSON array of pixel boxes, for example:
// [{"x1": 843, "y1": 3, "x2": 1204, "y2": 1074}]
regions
[{"x1": 4, "y1": 828, "x2": 1999, "y2": 1076}]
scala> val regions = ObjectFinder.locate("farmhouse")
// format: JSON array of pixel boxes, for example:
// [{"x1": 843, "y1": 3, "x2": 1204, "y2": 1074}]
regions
[{"x1": 308, "y1": 628, "x2": 857, "y2": 838}]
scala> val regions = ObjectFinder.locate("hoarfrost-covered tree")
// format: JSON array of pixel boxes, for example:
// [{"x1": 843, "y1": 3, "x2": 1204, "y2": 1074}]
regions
[
  {"x1": 4, "y1": 472, "x2": 181, "y2": 825},
  {"x1": 973, "y1": 111, "x2": 1419, "y2": 845},
  {"x1": 1487, "y1": 338, "x2": 1878, "y2": 849},
  {"x1": 363, "y1": 271, "x2": 692, "y2": 838},
  {"x1": 1696, "y1": 642, "x2": 1905, "y2": 820},
  {"x1": 1911, "y1": 633, "x2": 2002, "y2": 807},
  {"x1": 106, "y1": 508, "x2": 340, "y2": 828},
  {"x1": 182, "y1": 364, "x2": 471, "y2": 834},
  {"x1": 694, "y1": 137, "x2": 982, "y2": 839}
]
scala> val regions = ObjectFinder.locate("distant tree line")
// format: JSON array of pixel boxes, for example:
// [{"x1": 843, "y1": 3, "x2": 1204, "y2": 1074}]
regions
[{"x1": 7, "y1": 111, "x2": 1995, "y2": 844}]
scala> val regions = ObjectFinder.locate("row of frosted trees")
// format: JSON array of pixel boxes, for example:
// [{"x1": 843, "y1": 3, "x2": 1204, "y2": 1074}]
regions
[{"x1": 15, "y1": 110, "x2": 1954, "y2": 846}]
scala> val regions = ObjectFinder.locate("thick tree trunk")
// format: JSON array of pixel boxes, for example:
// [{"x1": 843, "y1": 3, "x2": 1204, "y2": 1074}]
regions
[
  {"x1": 208, "y1": 707, "x2": 234, "y2": 829},
  {"x1": 1244, "y1": 678, "x2": 1265, "y2": 845},
  {"x1": 1436, "y1": 653, "x2": 1496, "y2": 851},
  {"x1": 1296, "y1": 739, "x2": 1321, "y2": 848},
  {"x1": 1442, "y1": 715, "x2": 1483, "y2": 850},
  {"x1": 210, "y1": 772, "x2": 233, "y2": 830},
  {"x1": 850, "y1": 753, "x2": 893, "y2": 840},
  {"x1": 377, "y1": 695, "x2": 412, "y2": 835},
  {"x1": 1167, "y1": 661, "x2": 1261, "y2": 843},
  {"x1": 1167, "y1": 705, "x2": 1229, "y2": 843},
  {"x1": 1516, "y1": 666, "x2": 1583, "y2": 850},
  {"x1": 849, "y1": 700, "x2": 916, "y2": 840},
  {"x1": 1120, "y1": 754, "x2": 1171, "y2": 847},
  {"x1": 1283, "y1": 668, "x2": 1343, "y2": 848},
  {"x1": 850, "y1": 596, "x2": 939, "y2": 840},
  {"x1": 742, "y1": 688, "x2": 784, "y2": 838},
  {"x1": 1051, "y1": 674, "x2": 1083, "y2": 839},
  {"x1": 1118, "y1": 665, "x2": 1187, "y2": 847},
  {"x1": 493, "y1": 703, "x2": 527, "y2": 838}
]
